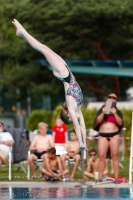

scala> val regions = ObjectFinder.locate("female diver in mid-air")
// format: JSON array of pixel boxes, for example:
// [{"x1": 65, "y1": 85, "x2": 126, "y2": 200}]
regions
[{"x1": 12, "y1": 19, "x2": 86, "y2": 150}]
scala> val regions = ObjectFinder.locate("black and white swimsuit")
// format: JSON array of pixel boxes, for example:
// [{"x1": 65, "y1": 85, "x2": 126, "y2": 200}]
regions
[{"x1": 55, "y1": 64, "x2": 83, "y2": 108}]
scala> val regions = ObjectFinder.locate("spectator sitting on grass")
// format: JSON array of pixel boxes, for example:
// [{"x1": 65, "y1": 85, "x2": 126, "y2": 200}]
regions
[
  {"x1": 41, "y1": 147, "x2": 69, "y2": 181},
  {"x1": 84, "y1": 148, "x2": 107, "y2": 179}
]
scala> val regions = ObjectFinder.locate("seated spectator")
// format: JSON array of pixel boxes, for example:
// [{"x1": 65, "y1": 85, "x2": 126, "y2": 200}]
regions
[
  {"x1": 84, "y1": 148, "x2": 107, "y2": 179},
  {"x1": 41, "y1": 147, "x2": 68, "y2": 181},
  {"x1": 52, "y1": 116, "x2": 68, "y2": 144},
  {"x1": 28, "y1": 122, "x2": 54, "y2": 178},
  {"x1": 0, "y1": 122, "x2": 14, "y2": 165},
  {"x1": 61, "y1": 130, "x2": 81, "y2": 180}
]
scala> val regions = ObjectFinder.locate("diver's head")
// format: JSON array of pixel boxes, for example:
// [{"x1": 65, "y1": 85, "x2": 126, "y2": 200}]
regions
[{"x1": 60, "y1": 102, "x2": 73, "y2": 124}]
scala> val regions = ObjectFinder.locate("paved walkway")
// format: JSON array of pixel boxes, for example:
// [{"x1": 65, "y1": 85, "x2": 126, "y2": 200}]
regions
[{"x1": 0, "y1": 181, "x2": 132, "y2": 188}]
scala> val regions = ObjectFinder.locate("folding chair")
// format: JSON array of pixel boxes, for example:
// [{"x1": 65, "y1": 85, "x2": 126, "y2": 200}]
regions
[
  {"x1": 5, "y1": 128, "x2": 28, "y2": 180},
  {"x1": 8, "y1": 152, "x2": 12, "y2": 180},
  {"x1": 27, "y1": 150, "x2": 42, "y2": 180},
  {"x1": 1, "y1": 151, "x2": 12, "y2": 180}
]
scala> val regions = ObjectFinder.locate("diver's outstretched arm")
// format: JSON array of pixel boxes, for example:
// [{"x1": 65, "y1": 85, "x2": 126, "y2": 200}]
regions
[
  {"x1": 68, "y1": 108, "x2": 85, "y2": 148},
  {"x1": 79, "y1": 110, "x2": 86, "y2": 148},
  {"x1": 66, "y1": 99, "x2": 85, "y2": 148}
]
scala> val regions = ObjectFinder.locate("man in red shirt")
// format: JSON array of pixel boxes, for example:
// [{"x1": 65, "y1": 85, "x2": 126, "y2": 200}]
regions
[{"x1": 52, "y1": 116, "x2": 68, "y2": 144}]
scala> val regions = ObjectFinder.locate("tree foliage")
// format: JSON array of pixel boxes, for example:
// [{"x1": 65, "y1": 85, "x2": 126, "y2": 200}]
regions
[{"x1": 0, "y1": 0, "x2": 133, "y2": 106}]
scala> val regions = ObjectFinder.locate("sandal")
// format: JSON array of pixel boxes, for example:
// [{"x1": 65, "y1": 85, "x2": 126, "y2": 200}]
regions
[
  {"x1": 98, "y1": 180, "x2": 102, "y2": 182},
  {"x1": 39, "y1": 175, "x2": 45, "y2": 179},
  {"x1": 32, "y1": 176, "x2": 37, "y2": 179},
  {"x1": 66, "y1": 178, "x2": 74, "y2": 181},
  {"x1": 114, "y1": 179, "x2": 120, "y2": 184},
  {"x1": 46, "y1": 177, "x2": 60, "y2": 182},
  {"x1": 51, "y1": 178, "x2": 60, "y2": 182}
]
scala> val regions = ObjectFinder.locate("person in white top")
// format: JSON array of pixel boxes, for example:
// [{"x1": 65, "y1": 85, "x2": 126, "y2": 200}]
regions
[{"x1": 0, "y1": 122, "x2": 14, "y2": 165}]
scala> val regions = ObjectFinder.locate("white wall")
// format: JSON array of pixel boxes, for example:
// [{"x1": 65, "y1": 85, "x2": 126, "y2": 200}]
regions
[
  {"x1": 87, "y1": 102, "x2": 133, "y2": 110},
  {"x1": 0, "y1": 118, "x2": 15, "y2": 128}
]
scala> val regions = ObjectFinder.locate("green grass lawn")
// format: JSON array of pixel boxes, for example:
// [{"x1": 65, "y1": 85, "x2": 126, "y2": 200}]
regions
[{"x1": 0, "y1": 156, "x2": 130, "y2": 182}]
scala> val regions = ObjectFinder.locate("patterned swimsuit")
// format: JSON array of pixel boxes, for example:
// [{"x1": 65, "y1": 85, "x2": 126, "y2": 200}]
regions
[{"x1": 55, "y1": 64, "x2": 83, "y2": 108}]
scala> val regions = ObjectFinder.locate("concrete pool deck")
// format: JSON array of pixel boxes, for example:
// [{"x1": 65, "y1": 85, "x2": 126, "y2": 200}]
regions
[{"x1": 0, "y1": 181, "x2": 133, "y2": 188}]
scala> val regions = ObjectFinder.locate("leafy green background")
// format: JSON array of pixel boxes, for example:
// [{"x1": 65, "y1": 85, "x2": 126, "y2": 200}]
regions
[{"x1": 1, "y1": 0, "x2": 133, "y2": 107}]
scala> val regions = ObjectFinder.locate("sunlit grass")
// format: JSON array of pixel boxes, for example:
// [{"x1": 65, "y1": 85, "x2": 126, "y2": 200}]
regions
[{"x1": 0, "y1": 155, "x2": 129, "y2": 182}]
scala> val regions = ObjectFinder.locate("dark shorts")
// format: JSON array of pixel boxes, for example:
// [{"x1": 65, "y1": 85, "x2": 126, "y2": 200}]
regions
[
  {"x1": 31, "y1": 151, "x2": 46, "y2": 159},
  {"x1": 52, "y1": 170, "x2": 59, "y2": 174},
  {"x1": 99, "y1": 131, "x2": 119, "y2": 141},
  {"x1": 99, "y1": 131, "x2": 119, "y2": 159},
  {"x1": 67, "y1": 151, "x2": 81, "y2": 159}
]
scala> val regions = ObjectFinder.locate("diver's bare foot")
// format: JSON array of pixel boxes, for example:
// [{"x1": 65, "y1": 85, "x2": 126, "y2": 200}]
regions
[
  {"x1": 79, "y1": 147, "x2": 86, "y2": 151},
  {"x1": 12, "y1": 18, "x2": 25, "y2": 36},
  {"x1": 79, "y1": 144, "x2": 87, "y2": 151}
]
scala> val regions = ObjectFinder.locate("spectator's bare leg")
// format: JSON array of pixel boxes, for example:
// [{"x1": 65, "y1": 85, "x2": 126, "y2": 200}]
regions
[
  {"x1": 61, "y1": 155, "x2": 70, "y2": 177},
  {"x1": 104, "y1": 159, "x2": 109, "y2": 175},
  {"x1": 110, "y1": 160, "x2": 114, "y2": 174},
  {"x1": 63, "y1": 169, "x2": 69, "y2": 176},
  {"x1": 0, "y1": 149, "x2": 7, "y2": 164},
  {"x1": 98, "y1": 137, "x2": 109, "y2": 180},
  {"x1": 70, "y1": 154, "x2": 80, "y2": 178},
  {"x1": 84, "y1": 171, "x2": 95, "y2": 178},
  {"x1": 39, "y1": 154, "x2": 46, "y2": 177},
  {"x1": 28, "y1": 154, "x2": 37, "y2": 177},
  {"x1": 110, "y1": 135, "x2": 120, "y2": 180},
  {"x1": 0, "y1": 158, "x2": 3, "y2": 167},
  {"x1": 61, "y1": 155, "x2": 69, "y2": 170},
  {"x1": 41, "y1": 168, "x2": 53, "y2": 177}
]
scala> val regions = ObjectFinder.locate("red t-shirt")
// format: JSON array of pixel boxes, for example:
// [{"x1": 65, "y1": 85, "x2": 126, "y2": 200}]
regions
[{"x1": 52, "y1": 124, "x2": 68, "y2": 143}]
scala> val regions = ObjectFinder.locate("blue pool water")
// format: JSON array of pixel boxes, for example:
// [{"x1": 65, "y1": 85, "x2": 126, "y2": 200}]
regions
[{"x1": 1, "y1": 187, "x2": 133, "y2": 200}]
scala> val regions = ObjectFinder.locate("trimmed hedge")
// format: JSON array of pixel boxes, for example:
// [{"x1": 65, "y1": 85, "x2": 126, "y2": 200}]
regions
[{"x1": 26, "y1": 109, "x2": 53, "y2": 131}]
